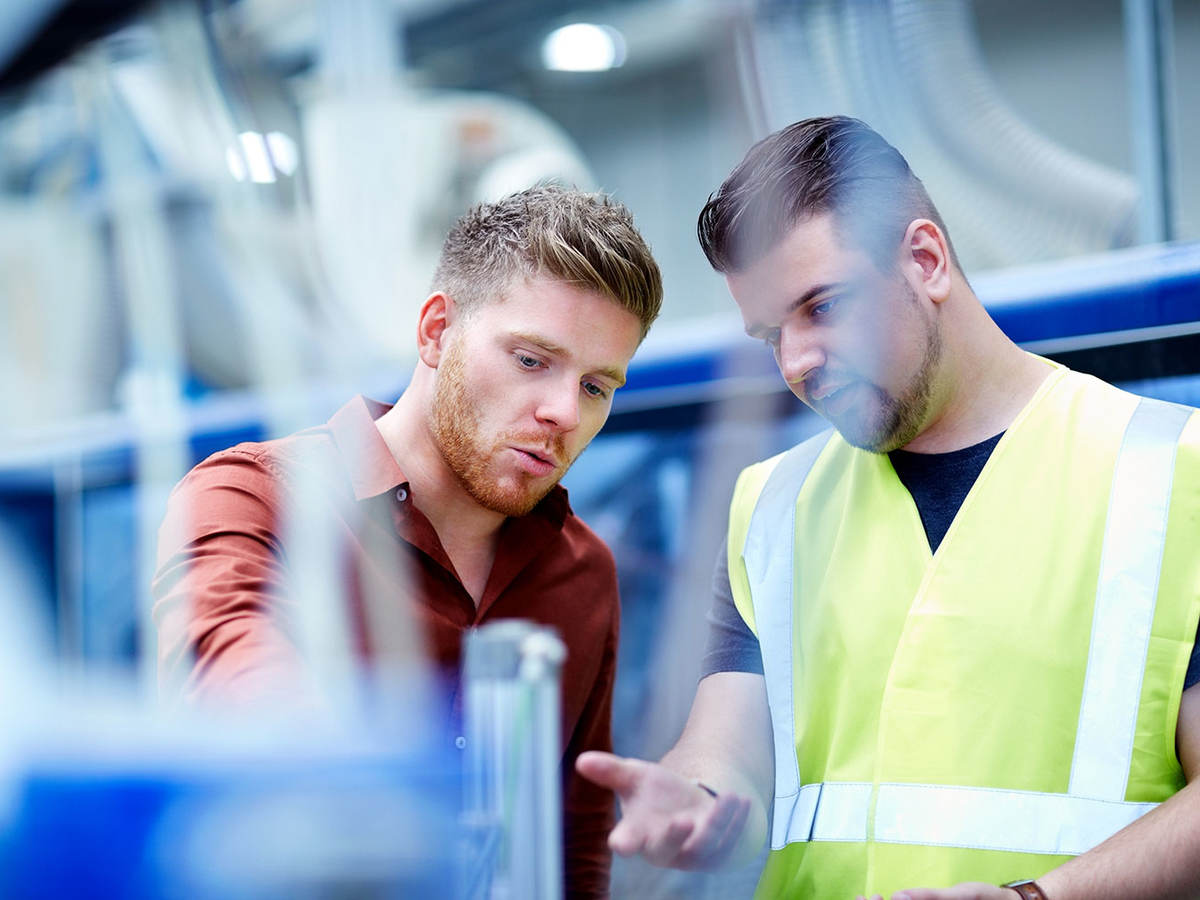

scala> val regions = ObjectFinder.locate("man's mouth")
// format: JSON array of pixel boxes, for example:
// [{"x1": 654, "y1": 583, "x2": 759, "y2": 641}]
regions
[
  {"x1": 511, "y1": 446, "x2": 558, "y2": 475},
  {"x1": 809, "y1": 378, "x2": 853, "y2": 403},
  {"x1": 809, "y1": 381, "x2": 859, "y2": 416}
]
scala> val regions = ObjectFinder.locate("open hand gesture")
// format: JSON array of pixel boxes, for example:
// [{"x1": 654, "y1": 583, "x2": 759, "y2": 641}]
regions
[{"x1": 576, "y1": 750, "x2": 752, "y2": 871}]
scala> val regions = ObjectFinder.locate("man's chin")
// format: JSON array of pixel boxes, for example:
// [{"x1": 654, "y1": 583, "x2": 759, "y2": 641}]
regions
[
  {"x1": 837, "y1": 430, "x2": 889, "y2": 453},
  {"x1": 835, "y1": 413, "x2": 924, "y2": 454},
  {"x1": 470, "y1": 476, "x2": 557, "y2": 518},
  {"x1": 825, "y1": 410, "x2": 873, "y2": 449}
]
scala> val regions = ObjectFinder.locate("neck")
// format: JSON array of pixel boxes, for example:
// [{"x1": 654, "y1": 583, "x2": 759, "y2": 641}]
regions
[
  {"x1": 374, "y1": 373, "x2": 506, "y2": 601},
  {"x1": 902, "y1": 287, "x2": 1053, "y2": 453}
]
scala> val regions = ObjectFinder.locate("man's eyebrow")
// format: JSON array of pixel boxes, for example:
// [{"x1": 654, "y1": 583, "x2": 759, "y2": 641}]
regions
[
  {"x1": 512, "y1": 331, "x2": 565, "y2": 355},
  {"x1": 744, "y1": 282, "x2": 844, "y2": 337},
  {"x1": 511, "y1": 331, "x2": 627, "y2": 387}
]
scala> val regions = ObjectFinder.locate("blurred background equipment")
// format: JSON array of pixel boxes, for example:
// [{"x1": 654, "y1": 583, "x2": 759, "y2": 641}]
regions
[
  {"x1": 748, "y1": 0, "x2": 1143, "y2": 268},
  {"x1": 0, "y1": 0, "x2": 1199, "y2": 897}
]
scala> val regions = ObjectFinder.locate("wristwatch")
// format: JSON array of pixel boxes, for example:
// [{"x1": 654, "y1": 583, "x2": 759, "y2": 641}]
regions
[{"x1": 1001, "y1": 879, "x2": 1049, "y2": 900}]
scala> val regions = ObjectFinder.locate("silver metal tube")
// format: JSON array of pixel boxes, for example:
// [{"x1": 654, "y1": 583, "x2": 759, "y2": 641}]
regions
[
  {"x1": 1123, "y1": 0, "x2": 1176, "y2": 243},
  {"x1": 464, "y1": 620, "x2": 566, "y2": 900}
]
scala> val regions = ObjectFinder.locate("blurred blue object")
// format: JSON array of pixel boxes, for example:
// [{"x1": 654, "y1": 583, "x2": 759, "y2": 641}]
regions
[
  {"x1": 0, "y1": 742, "x2": 463, "y2": 899},
  {"x1": 977, "y1": 242, "x2": 1200, "y2": 344}
]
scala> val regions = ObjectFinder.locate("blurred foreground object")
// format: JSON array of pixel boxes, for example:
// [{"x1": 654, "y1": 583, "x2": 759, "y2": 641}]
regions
[
  {"x1": 464, "y1": 621, "x2": 567, "y2": 900},
  {"x1": 0, "y1": 709, "x2": 462, "y2": 898},
  {"x1": 0, "y1": 6, "x2": 595, "y2": 898}
]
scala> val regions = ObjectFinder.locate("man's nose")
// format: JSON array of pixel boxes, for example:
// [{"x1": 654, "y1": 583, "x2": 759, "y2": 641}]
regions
[
  {"x1": 777, "y1": 326, "x2": 824, "y2": 388},
  {"x1": 535, "y1": 378, "x2": 581, "y2": 432}
]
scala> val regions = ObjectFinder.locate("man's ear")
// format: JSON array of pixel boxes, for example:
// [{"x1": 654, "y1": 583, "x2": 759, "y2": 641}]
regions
[
  {"x1": 416, "y1": 292, "x2": 454, "y2": 367},
  {"x1": 904, "y1": 219, "x2": 952, "y2": 304}
]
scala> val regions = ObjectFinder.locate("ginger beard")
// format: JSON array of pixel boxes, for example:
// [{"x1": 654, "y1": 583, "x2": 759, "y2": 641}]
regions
[{"x1": 431, "y1": 339, "x2": 570, "y2": 517}]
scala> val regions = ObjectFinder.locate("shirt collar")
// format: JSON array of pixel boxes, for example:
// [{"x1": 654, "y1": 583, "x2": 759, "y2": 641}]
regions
[
  {"x1": 326, "y1": 394, "x2": 572, "y2": 526},
  {"x1": 328, "y1": 395, "x2": 406, "y2": 500}
]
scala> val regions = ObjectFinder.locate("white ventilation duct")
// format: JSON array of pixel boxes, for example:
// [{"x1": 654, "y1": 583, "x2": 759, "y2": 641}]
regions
[{"x1": 745, "y1": 0, "x2": 1138, "y2": 270}]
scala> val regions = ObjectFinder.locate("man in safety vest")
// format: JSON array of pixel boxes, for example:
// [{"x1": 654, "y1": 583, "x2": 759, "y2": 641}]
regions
[{"x1": 576, "y1": 116, "x2": 1200, "y2": 899}]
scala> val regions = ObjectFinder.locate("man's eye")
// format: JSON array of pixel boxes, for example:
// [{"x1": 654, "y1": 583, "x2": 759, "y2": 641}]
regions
[
  {"x1": 582, "y1": 381, "x2": 608, "y2": 399},
  {"x1": 516, "y1": 354, "x2": 542, "y2": 369},
  {"x1": 811, "y1": 296, "x2": 839, "y2": 319}
]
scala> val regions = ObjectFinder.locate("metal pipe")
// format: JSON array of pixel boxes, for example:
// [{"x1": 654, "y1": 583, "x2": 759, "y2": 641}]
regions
[
  {"x1": 464, "y1": 620, "x2": 566, "y2": 900},
  {"x1": 1123, "y1": 0, "x2": 1176, "y2": 244}
]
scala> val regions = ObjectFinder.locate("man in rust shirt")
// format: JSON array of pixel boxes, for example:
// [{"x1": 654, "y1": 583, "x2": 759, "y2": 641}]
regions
[{"x1": 152, "y1": 185, "x2": 663, "y2": 897}]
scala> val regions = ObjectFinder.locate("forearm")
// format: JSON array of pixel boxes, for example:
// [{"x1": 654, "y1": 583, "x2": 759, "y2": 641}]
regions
[{"x1": 1036, "y1": 780, "x2": 1200, "y2": 900}]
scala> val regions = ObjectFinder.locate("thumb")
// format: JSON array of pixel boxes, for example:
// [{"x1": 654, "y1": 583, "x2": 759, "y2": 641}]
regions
[{"x1": 576, "y1": 750, "x2": 642, "y2": 794}]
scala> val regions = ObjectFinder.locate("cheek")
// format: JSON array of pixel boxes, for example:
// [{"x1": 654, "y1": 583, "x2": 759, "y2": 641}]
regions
[
  {"x1": 853, "y1": 312, "x2": 911, "y2": 374},
  {"x1": 576, "y1": 405, "x2": 611, "y2": 445}
]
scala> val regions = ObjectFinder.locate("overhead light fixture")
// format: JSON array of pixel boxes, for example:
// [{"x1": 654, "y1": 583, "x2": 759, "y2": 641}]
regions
[
  {"x1": 541, "y1": 23, "x2": 626, "y2": 72},
  {"x1": 265, "y1": 131, "x2": 298, "y2": 176},
  {"x1": 225, "y1": 131, "x2": 299, "y2": 183}
]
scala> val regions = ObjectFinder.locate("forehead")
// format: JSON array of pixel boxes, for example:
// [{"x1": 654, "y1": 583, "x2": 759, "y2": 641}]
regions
[
  {"x1": 725, "y1": 214, "x2": 872, "y2": 321},
  {"x1": 471, "y1": 276, "x2": 643, "y2": 364}
]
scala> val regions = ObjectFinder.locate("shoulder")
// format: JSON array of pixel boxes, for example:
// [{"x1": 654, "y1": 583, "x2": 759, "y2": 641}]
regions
[
  {"x1": 732, "y1": 451, "x2": 787, "y2": 509},
  {"x1": 177, "y1": 426, "x2": 344, "y2": 500},
  {"x1": 1059, "y1": 367, "x2": 1200, "y2": 417},
  {"x1": 731, "y1": 428, "x2": 837, "y2": 512},
  {"x1": 1062, "y1": 370, "x2": 1200, "y2": 440}
]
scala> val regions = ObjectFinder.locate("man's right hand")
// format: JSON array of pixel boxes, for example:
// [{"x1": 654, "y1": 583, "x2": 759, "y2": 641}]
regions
[{"x1": 575, "y1": 750, "x2": 752, "y2": 870}]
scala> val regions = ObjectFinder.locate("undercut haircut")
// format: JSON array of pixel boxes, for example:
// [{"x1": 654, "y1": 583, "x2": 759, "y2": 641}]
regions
[
  {"x1": 697, "y1": 116, "x2": 959, "y2": 274},
  {"x1": 433, "y1": 184, "x2": 663, "y2": 338}
]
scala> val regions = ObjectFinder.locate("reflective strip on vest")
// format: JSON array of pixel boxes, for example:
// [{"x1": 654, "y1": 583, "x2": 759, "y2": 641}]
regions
[
  {"x1": 1069, "y1": 398, "x2": 1192, "y2": 799},
  {"x1": 743, "y1": 429, "x2": 833, "y2": 849},
  {"x1": 773, "y1": 781, "x2": 1158, "y2": 855},
  {"x1": 744, "y1": 397, "x2": 1190, "y2": 854}
]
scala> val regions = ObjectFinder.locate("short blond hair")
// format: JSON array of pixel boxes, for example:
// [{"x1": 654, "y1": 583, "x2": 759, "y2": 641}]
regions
[{"x1": 432, "y1": 185, "x2": 663, "y2": 338}]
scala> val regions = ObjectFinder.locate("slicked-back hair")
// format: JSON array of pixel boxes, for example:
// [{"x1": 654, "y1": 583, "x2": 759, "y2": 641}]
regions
[
  {"x1": 432, "y1": 185, "x2": 663, "y2": 339},
  {"x1": 697, "y1": 116, "x2": 959, "y2": 274}
]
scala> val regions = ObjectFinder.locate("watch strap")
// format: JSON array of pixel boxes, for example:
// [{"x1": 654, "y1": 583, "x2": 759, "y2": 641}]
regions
[{"x1": 1002, "y1": 879, "x2": 1049, "y2": 900}]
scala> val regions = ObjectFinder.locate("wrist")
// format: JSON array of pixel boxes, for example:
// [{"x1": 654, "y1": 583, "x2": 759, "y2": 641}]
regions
[
  {"x1": 1002, "y1": 879, "x2": 1049, "y2": 900},
  {"x1": 694, "y1": 780, "x2": 719, "y2": 799}
]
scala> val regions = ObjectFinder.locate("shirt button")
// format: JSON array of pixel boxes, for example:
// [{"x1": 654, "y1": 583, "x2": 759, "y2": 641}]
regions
[
  {"x1": 455, "y1": 735, "x2": 466, "y2": 750},
  {"x1": 395, "y1": 487, "x2": 408, "y2": 502}
]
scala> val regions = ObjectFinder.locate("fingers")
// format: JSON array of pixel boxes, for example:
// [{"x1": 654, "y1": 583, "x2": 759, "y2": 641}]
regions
[
  {"x1": 608, "y1": 811, "x2": 693, "y2": 861},
  {"x1": 607, "y1": 815, "x2": 647, "y2": 857},
  {"x1": 675, "y1": 791, "x2": 751, "y2": 869},
  {"x1": 575, "y1": 750, "x2": 641, "y2": 794},
  {"x1": 641, "y1": 816, "x2": 696, "y2": 865},
  {"x1": 606, "y1": 787, "x2": 742, "y2": 870},
  {"x1": 889, "y1": 884, "x2": 1004, "y2": 899},
  {"x1": 618, "y1": 788, "x2": 752, "y2": 871},
  {"x1": 579, "y1": 754, "x2": 754, "y2": 872}
]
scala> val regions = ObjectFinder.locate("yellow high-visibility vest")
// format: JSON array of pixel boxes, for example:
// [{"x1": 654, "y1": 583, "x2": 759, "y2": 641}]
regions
[{"x1": 727, "y1": 362, "x2": 1200, "y2": 898}]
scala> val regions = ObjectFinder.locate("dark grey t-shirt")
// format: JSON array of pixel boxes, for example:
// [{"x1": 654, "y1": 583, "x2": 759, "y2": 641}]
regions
[{"x1": 701, "y1": 433, "x2": 1200, "y2": 691}]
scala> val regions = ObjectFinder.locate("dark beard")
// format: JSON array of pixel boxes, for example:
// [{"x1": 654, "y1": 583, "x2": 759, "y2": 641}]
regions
[{"x1": 838, "y1": 284, "x2": 942, "y2": 453}]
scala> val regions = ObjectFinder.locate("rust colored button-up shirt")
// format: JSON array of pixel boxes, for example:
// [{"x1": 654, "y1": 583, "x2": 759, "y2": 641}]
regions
[{"x1": 153, "y1": 396, "x2": 618, "y2": 897}]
